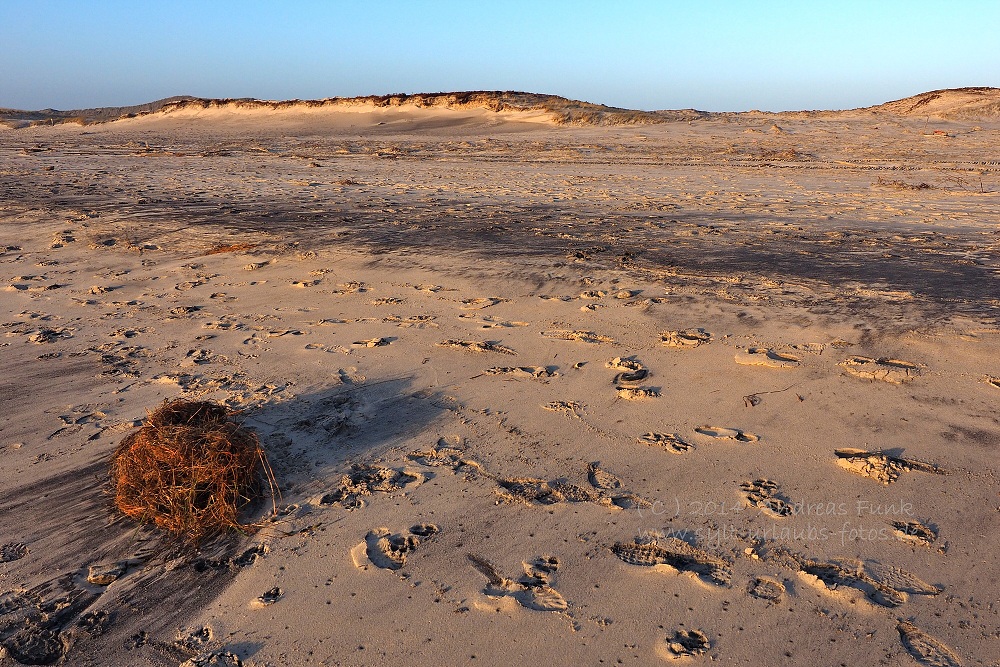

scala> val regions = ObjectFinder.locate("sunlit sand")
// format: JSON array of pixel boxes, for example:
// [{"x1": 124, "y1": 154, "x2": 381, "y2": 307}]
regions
[{"x1": 1, "y1": 88, "x2": 997, "y2": 666}]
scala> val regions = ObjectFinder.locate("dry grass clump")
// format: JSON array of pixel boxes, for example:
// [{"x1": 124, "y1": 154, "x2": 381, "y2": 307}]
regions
[
  {"x1": 206, "y1": 242, "x2": 258, "y2": 255},
  {"x1": 111, "y1": 400, "x2": 276, "y2": 542},
  {"x1": 875, "y1": 175, "x2": 931, "y2": 190},
  {"x1": 760, "y1": 148, "x2": 801, "y2": 160}
]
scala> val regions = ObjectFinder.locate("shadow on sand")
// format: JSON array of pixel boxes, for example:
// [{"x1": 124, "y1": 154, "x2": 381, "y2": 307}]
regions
[{"x1": 0, "y1": 376, "x2": 445, "y2": 666}]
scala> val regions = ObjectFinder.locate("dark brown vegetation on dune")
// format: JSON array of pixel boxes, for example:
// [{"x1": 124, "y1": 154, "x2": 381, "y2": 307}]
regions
[
  {"x1": 110, "y1": 400, "x2": 276, "y2": 542},
  {"x1": 4, "y1": 87, "x2": 998, "y2": 129},
  {"x1": 1, "y1": 91, "x2": 705, "y2": 127},
  {"x1": 5, "y1": 87, "x2": 998, "y2": 128},
  {"x1": 205, "y1": 242, "x2": 258, "y2": 254},
  {"x1": 0, "y1": 95, "x2": 196, "y2": 128},
  {"x1": 874, "y1": 175, "x2": 932, "y2": 190},
  {"x1": 144, "y1": 91, "x2": 695, "y2": 125},
  {"x1": 869, "y1": 86, "x2": 1000, "y2": 119}
]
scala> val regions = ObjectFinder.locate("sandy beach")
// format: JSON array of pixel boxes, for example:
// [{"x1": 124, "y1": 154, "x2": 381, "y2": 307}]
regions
[{"x1": 1, "y1": 91, "x2": 999, "y2": 666}]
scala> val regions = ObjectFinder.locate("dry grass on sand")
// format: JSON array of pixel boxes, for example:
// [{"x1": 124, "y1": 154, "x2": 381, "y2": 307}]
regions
[{"x1": 110, "y1": 400, "x2": 276, "y2": 542}]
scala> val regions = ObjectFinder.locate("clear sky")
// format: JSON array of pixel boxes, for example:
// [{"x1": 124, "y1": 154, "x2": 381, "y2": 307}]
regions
[{"x1": 2, "y1": 0, "x2": 998, "y2": 112}]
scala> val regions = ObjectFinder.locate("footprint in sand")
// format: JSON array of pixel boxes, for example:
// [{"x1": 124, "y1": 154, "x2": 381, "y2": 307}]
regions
[
  {"x1": 541, "y1": 329, "x2": 616, "y2": 344},
  {"x1": 181, "y1": 650, "x2": 244, "y2": 667},
  {"x1": 747, "y1": 576, "x2": 785, "y2": 603},
  {"x1": 175, "y1": 625, "x2": 214, "y2": 652},
  {"x1": 110, "y1": 327, "x2": 148, "y2": 339},
  {"x1": 834, "y1": 448, "x2": 945, "y2": 485},
  {"x1": 352, "y1": 337, "x2": 391, "y2": 348},
  {"x1": 583, "y1": 464, "x2": 649, "y2": 510},
  {"x1": 587, "y1": 461, "x2": 623, "y2": 491},
  {"x1": 383, "y1": 314, "x2": 438, "y2": 328},
  {"x1": 267, "y1": 329, "x2": 305, "y2": 337},
  {"x1": 607, "y1": 359, "x2": 657, "y2": 397},
  {"x1": 484, "y1": 366, "x2": 557, "y2": 379},
  {"x1": 664, "y1": 629, "x2": 711, "y2": 659},
  {"x1": 495, "y1": 478, "x2": 575, "y2": 505},
  {"x1": 337, "y1": 368, "x2": 366, "y2": 384},
  {"x1": 740, "y1": 479, "x2": 794, "y2": 517},
  {"x1": 330, "y1": 281, "x2": 367, "y2": 295},
  {"x1": 459, "y1": 297, "x2": 504, "y2": 310},
  {"x1": 639, "y1": 432, "x2": 695, "y2": 454},
  {"x1": 542, "y1": 401, "x2": 584, "y2": 417},
  {"x1": 437, "y1": 339, "x2": 516, "y2": 355},
  {"x1": 661, "y1": 329, "x2": 711, "y2": 348},
  {"x1": 616, "y1": 386, "x2": 660, "y2": 400},
  {"x1": 86, "y1": 562, "x2": 127, "y2": 585},
  {"x1": 49, "y1": 231, "x2": 75, "y2": 248},
  {"x1": 253, "y1": 587, "x2": 283, "y2": 607},
  {"x1": 784, "y1": 553, "x2": 909, "y2": 606},
  {"x1": 409, "y1": 523, "x2": 440, "y2": 538},
  {"x1": 0, "y1": 542, "x2": 28, "y2": 562},
  {"x1": 407, "y1": 437, "x2": 489, "y2": 478},
  {"x1": 865, "y1": 561, "x2": 941, "y2": 599},
  {"x1": 243, "y1": 260, "x2": 273, "y2": 271},
  {"x1": 174, "y1": 277, "x2": 212, "y2": 291},
  {"x1": 408, "y1": 436, "x2": 464, "y2": 463},
  {"x1": 603, "y1": 493, "x2": 651, "y2": 510},
  {"x1": 2, "y1": 625, "x2": 69, "y2": 665},
  {"x1": 839, "y1": 356, "x2": 923, "y2": 383},
  {"x1": 606, "y1": 356, "x2": 644, "y2": 372},
  {"x1": 182, "y1": 349, "x2": 224, "y2": 366},
  {"x1": 694, "y1": 426, "x2": 760, "y2": 443},
  {"x1": 204, "y1": 319, "x2": 246, "y2": 331},
  {"x1": 317, "y1": 466, "x2": 424, "y2": 509},
  {"x1": 769, "y1": 549, "x2": 939, "y2": 608},
  {"x1": 232, "y1": 544, "x2": 269, "y2": 567},
  {"x1": 612, "y1": 536, "x2": 732, "y2": 587},
  {"x1": 28, "y1": 327, "x2": 73, "y2": 344},
  {"x1": 613, "y1": 368, "x2": 649, "y2": 385},
  {"x1": 494, "y1": 463, "x2": 647, "y2": 510},
  {"x1": 77, "y1": 610, "x2": 111, "y2": 639},
  {"x1": 897, "y1": 621, "x2": 962, "y2": 667},
  {"x1": 0, "y1": 574, "x2": 101, "y2": 665},
  {"x1": 462, "y1": 315, "x2": 529, "y2": 329},
  {"x1": 891, "y1": 520, "x2": 938, "y2": 547},
  {"x1": 467, "y1": 554, "x2": 568, "y2": 612},
  {"x1": 734, "y1": 347, "x2": 800, "y2": 368},
  {"x1": 364, "y1": 524, "x2": 440, "y2": 570}
]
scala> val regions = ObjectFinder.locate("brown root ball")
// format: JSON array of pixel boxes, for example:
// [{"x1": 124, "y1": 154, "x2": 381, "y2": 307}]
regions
[{"x1": 110, "y1": 400, "x2": 274, "y2": 541}]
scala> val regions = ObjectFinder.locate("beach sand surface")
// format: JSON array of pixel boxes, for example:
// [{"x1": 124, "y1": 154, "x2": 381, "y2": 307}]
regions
[{"x1": 1, "y1": 96, "x2": 999, "y2": 666}]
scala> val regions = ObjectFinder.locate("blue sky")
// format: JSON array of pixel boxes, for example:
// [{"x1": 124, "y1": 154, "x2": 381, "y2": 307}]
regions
[{"x1": 2, "y1": 0, "x2": 998, "y2": 111}]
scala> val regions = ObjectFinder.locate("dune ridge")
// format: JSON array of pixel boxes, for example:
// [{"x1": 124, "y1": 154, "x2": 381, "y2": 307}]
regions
[
  {"x1": 4, "y1": 86, "x2": 999, "y2": 130},
  {"x1": 869, "y1": 86, "x2": 1000, "y2": 119},
  {"x1": 0, "y1": 91, "x2": 698, "y2": 129},
  {"x1": 0, "y1": 95, "x2": 196, "y2": 128}
]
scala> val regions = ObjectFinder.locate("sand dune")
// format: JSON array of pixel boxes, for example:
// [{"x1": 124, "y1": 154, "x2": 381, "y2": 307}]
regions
[
  {"x1": 5, "y1": 87, "x2": 999, "y2": 131},
  {"x1": 1, "y1": 91, "x2": 683, "y2": 130},
  {"x1": 871, "y1": 86, "x2": 1000, "y2": 119},
  {"x1": 0, "y1": 91, "x2": 998, "y2": 666}
]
